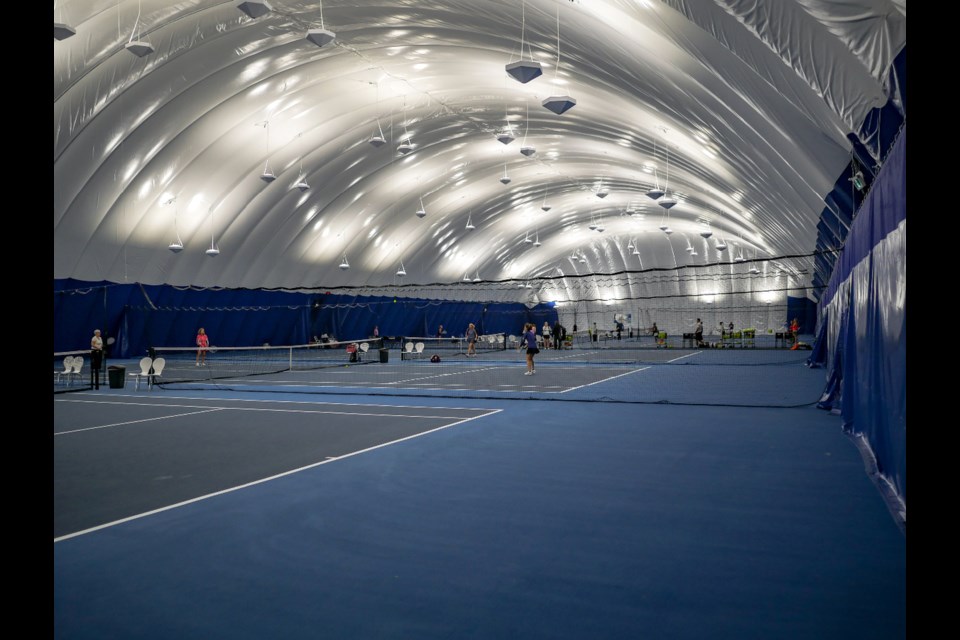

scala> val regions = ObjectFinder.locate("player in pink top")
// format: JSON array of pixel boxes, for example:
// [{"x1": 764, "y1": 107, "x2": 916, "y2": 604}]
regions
[{"x1": 196, "y1": 328, "x2": 209, "y2": 366}]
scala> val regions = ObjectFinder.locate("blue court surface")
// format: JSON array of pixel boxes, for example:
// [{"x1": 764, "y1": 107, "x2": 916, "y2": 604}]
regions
[{"x1": 54, "y1": 388, "x2": 904, "y2": 640}]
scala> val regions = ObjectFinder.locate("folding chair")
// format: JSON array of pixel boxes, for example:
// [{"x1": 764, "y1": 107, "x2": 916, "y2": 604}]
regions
[
  {"x1": 150, "y1": 357, "x2": 166, "y2": 388},
  {"x1": 55, "y1": 356, "x2": 75, "y2": 385},
  {"x1": 69, "y1": 356, "x2": 85, "y2": 385},
  {"x1": 130, "y1": 357, "x2": 153, "y2": 391}
]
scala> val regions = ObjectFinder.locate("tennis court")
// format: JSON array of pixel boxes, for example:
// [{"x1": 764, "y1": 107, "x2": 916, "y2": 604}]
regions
[{"x1": 54, "y1": 383, "x2": 905, "y2": 640}]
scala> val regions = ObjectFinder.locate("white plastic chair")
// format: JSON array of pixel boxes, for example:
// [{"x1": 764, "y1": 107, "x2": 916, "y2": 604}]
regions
[
  {"x1": 414, "y1": 342, "x2": 425, "y2": 358},
  {"x1": 404, "y1": 342, "x2": 414, "y2": 359},
  {"x1": 150, "y1": 357, "x2": 166, "y2": 388},
  {"x1": 55, "y1": 356, "x2": 75, "y2": 385},
  {"x1": 359, "y1": 342, "x2": 370, "y2": 361},
  {"x1": 69, "y1": 356, "x2": 84, "y2": 386},
  {"x1": 148, "y1": 358, "x2": 167, "y2": 386},
  {"x1": 130, "y1": 357, "x2": 152, "y2": 391}
]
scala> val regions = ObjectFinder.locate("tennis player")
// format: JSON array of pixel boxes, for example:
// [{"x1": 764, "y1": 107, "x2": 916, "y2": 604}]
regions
[
  {"x1": 521, "y1": 322, "x2": 539, "y2": 375},
  {"x1": 196, "y1": 327, "x2": 209, "y2": 366},
  {"x1": 465, "y1": 323, "x2": 478, "y2": 357}
]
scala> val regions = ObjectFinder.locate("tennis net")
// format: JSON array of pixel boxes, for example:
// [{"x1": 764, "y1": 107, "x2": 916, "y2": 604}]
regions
[{"x1": 151, "y1": 338, "x2": 384, "y2": 385}]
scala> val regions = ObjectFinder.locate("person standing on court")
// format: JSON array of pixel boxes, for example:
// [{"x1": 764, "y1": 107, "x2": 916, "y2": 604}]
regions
[
  {"x1": 90, "y1": 329, "x2": 103, "y2": 389},
  {"x1": 196, "y1": 327, "x2": 209, "y2": 366},
  {"x1": 520, "y1": 322, "x2": 539, "y2": 375},
  {"x1": 542, "y1": 321, "x2": 552, "y2": 349},
  {"x1": 465, "y1": 323, "x2": 478, "y2": 357},
  {"x1": 694, "y1": 318, "x2": 704, "y2": 347},
  {"x1": 553, "y1": 320, "x2": 562, "y2": 350}
]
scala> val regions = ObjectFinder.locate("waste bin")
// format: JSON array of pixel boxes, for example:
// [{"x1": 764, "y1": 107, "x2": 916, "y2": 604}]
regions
[
  {"x1": 379, "y1": 348, "x2": 389, "y2": 363},
  {"x1": 107, "y1": 365, "x2": 126, "y2": 389}
]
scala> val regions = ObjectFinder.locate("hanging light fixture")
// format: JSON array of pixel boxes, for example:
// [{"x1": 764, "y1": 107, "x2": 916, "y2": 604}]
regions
[
  {"x1": 124, "y1": 0, "x2": 154, "y2": 57},
  {"x1": 305, "y1": 0, "x2": 336, "y2": 47},
  {"x1": 523, "y1": 230, "x2": 533, "y2": 244},
  {"x1": 632, "y1": 246, "x2": 641, "y2": 256},
  {"x1": 595, "y1": 177, "x2": 609, "y2": 199},
  {"x1": 204, "y1": 206, "x2": 220, "y2": 256},
  {"x1": 473, "y1": 271, "x2": 482, "y2": 282},
  {"x1": 416, "y1": 197, "x2": 427, "y2": 219},
  {"x1": 397, "y1": 99, "x2": 413, "y2": 155},
  {"x1": 578, "y1": 253, "x2": 587, "y2": 264},
  {"x1": 396, "y1": 260, "x2": 407, "y2": 277},
  {"x1": 465, "y1": 212, "x2": 476, "y2": 230},
  {"x1": 54, "y1": 23, "x2": 76, "y2": 40},
  {"x1": 519, "y1": 103, "x2": 536, "y2": 156},
  {"x1": 496, "y1": 115, "x2": 516, "y2": 145},
  {"x1": 627, "y1": 240, "x2": 634, "y2": 251},
  {"x1": 257, "y1": 121, "x2": 275, "y2": 182},
  {"x1": 500, "y1": 164, "x2": 511, "y2": 185},
  {"x1": 505, "y1": 1, "x2": 543, "y2": 84},
  {"x1": 292, "y1": 133, "x2": 310, "y2": 191},
  {"x1": 339, "y1": 254, "x2": 350, "y2": 270},
  {"x1": 463, "y1": 273, "x2": 472, "y2": 282},
  {"x1": 167, "y1": 198, "x2": 183, "y2": 253},
  {"x1": 658, "y1": 143, "x2": 676, "y2": 209},
  {"x1": 369, "y1": 83, "x2": 387, "y2": 147},
  {"x1": 533, "y1": 231, "x2": 542, "y2": 247},
  {"x1": 541, "y1": 189, "x2": 551, "y2": 212},
  {"x1": 237, "y1": 1, "x2": 273, "y2": 19},
  {"x1": 542, "y1": 7, "x2": 576, "y2": 115},
  {"x1": 646, "y1": 134, "x2": 665, "y2": 200},
  {"x1": 699, "y1": 223, "x2": 713, "y2": 239},
  {"x1": 716, "y1": 238, "x2": 728, "y2": 251},
  {"x1": 54, "y1": 1, "x2": 77, "y2": 40}
]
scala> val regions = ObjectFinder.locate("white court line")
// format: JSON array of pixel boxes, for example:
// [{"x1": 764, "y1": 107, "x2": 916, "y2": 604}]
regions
[
  {"x1": 54, "y1": 408, "x2": 502, "y2": 543},
  {"x1": 67, "y1": 392, "x2": 493, "y2": 412},
  {"x1": 667, "y1": 351, "x2": 702, "y2": 363},
  {"x1": 385, "y1": 365, "x2": 502, "y2": 384},
  {"x1": 55, "y1": 409, "x2": 226, "y2": 436},
  {"x1": 558, "y1": 366, "x2": 652, "y2": 393},
  {"x1": 55, "y1": 398, "x2": 486, "y2": 421}
]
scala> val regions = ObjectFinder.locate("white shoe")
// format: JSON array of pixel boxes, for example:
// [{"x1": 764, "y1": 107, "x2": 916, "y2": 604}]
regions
[
  {"x1": 196, "y1": 362, "x2": 200, "y2": 367},
  {"x1": 524, "y1": 371, "x2": 533, "y2": 375}
]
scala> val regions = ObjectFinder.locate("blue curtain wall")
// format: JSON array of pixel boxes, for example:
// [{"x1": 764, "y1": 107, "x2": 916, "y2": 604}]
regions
[
  {"x1": 54, "y1": 282, "x2": 557, "y2": 358},
  {"x1": 813, "y1": 126, "x2": 906, "y2": 506}
]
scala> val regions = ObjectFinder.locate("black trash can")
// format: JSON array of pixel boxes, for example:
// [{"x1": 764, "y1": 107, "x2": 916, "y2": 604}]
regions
[
  {"x1": 107, "y1": 365, "x2": 126, "y2": 389},
  {"x1": 379, "y1": 348, "x2": 389, "y2": 363}
]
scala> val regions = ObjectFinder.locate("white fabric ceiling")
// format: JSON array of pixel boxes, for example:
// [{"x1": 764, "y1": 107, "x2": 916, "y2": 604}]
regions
[{"x1": 53, "y1": 0, "x2": 906, "y2": 290}]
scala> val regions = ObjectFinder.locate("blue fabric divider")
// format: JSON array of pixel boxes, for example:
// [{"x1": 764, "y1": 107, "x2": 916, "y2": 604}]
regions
[
  {"x1": 813, "y1": 125, "x2": 906, "y2": 505},
  {"x1": 812, "y1": 45, "x2": 905, "y2": 295},
  {"x1": 54, "y1": 281, "x2": 557, "y2": 359}
]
